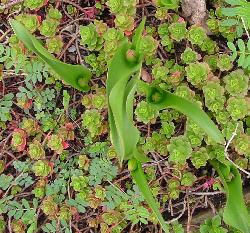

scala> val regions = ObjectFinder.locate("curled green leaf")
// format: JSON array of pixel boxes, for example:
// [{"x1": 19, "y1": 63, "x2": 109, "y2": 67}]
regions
[{"x1": 9, "y1": 19, "x2": 92, "y2": 92}]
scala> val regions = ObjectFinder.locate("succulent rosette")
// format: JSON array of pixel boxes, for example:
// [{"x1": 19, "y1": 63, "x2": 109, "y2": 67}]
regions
[
  {"x1": 138, "y1": 35, "x2": 158, "y2": 57},
  {"x1": 227, "y1": 95, "x2": 250, "y2": 120},
  {"x1": 168, "y1": 21, "x2": 187, "y2": 41},
  {"x1": 223, "y1": 69, "x2": 249, "y2": 96},
  {"x1": 92, "y1": 93, "x2": 107, "y2": 109},
  {"x1": 174, "y1": 84, "x2": 195, "y2": 100},
  {"x1": 191, "y1": 147, "x2": 209, "y2": 168},
  {"x1": 86, "y1": 194, "x2": 102, "y2": 208},
  {"x1": 181, "y1": 171, "x2": 197, "y2": 186},
  {"x1": 233, "y1": 133, "x2": 250, "y2": 157},
  {"x1": 81, "y1": 94, "x2": 92, "y2": 108},
  {"x1": 56, "y1": 123, "x2": 74, "y2": 141},
  {"x1": 28, "y1": 140, "x2": 45, "y2": 159},
  {"x1": 21, "y1": 118, "x2": 38, "y2": 133},
  {"x1": 206, "y1": 18, "x2": 219, "y2": 32},
  {"x1": 11, "y1": 129, "x2": 26, "y2": 151},
  {"x1": 167, "y1": 135, "x2": 192, "y2": 165},
  {"x1": 39, "y1": 19, "x2": 58, "y2": 37},
  {"x1": 106, "y1": 0, "x2": 125, "y2": 14},
  {"x1": 181, "y1": 47, "x2": 198, "y2": 64},
  {"x1": 15, "y1": 14, "x2": 40, "y2": 32},
  {"x1": 217, "y1": 54, "x2": 233, "y2": 71},
  {"x1": 70, "y1": 175, "x2": 88, "y2": 191},
  {"x1": 47, "y1": 134, "x2": 68, "y2": 154},
  {"x1": 24, "y1": 0, "x2": 46, "y2": 10},
  {"x1": 47, "y1": 8, "x2": 62, "y2": 20},
  {"x1": 135, "y1": 100, "x2": 159, "y2": 124},
  {"x1": 152, "y1": 65, "x2": 169, "y2": 80},
  {"x1": 78, "y1": 154, "x2": 90, "y2": 170},
  {"x1": 95, "y1": 185, "x2": 106, "y2": 199},
  {"x1": 114, "y1": 14, "x2": 134, "y2": 33},
  {"x1": 202, "y1": 79, "x2": 224, "y2": 102},
  {"x1": 81, "y1": 109, "x2": 104, "y2": 137},
  {"x1": 185, "y1": 62, "x2": 210, "y2": 88},
  {"x1": 46, "y1": 36, "x2": 63, "y2": 54},
  {"x1": 41, "y1": 196, "x2": 58, "y2": 215},
  {"x1": 200, "y1": 37, "x2": 218, "y2": 54},
  {"x1": 102, "y1": 210, "x2": 121, "y2": 225},
  {"x1": 160, "y1": 122, "x2": 175, "y2": 138},
  {"x1": 222, "y1": 121, "x2": 244, "y2": 141},
  {"x1": 206, "y1": 97, "x2": 226, "y2": 112},
  {"x1": 203, "y1": 55, "x2": 218, "y2": 72},
  {"x1": 235, "y1": 157, "x2": 248, "y2": 169},
  {"x1": 32, "y1": 160, "x2": 53, "y2": 176},
  {"x1": 216, "y1": 109, "x2": 230, "y2": 125},
  {"x1": 11, "y1": 220, "x2": 26, "y2": 233},
  {"x1": 57, "y1": 204, "x2": 77, "y2": 219},
  {"x1": 187, "y1": 24, "x2": 207, "y2": 45}
]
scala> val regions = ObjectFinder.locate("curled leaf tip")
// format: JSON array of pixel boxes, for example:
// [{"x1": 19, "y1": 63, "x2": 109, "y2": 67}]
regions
[
  {"x1": 128, "y1": 158, "x2": 138, "y2": 171},
  {"x1": 151, "y1": 91, "x2": 163, "y2": 103},
  {"x1": 78, "y1": 77, "x2": 88, "y2": 88},
  {"x1": 126, "y1": 49, "x2": 137, "y2": 63}
]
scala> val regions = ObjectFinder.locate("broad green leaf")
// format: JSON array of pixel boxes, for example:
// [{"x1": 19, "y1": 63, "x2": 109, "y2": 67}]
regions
[
  {"x1": 210, "y1": 160, "x2": 250, "y2": 232},
  {"x1": 130, "y1": 160, "x2": 170, "y2": 233},
  {"x1": 136, "y1": 80, "x2": 225, "y2": 144},
  {"x1": 247, "y1": 40, "x2": 250, "y2": 51},
  {"x1": 225, "y1": 0, "x2": 239, "y2": 4},
  {"x1": 221, "y1": 8, "x2": 237, "y2": 16},
  {"x1": 227, "y1": 42, "x2": 237, "y2": 52},
  {"x1": 161, "y1": 0, "x2": 179, "y2": 9},
  {"x1": 237, "y1": 39, "x2": 245, "y2": 52},
  {"x1": 221, "y1": 19, "x2": 238, "y2": 26},
  {"x1": 238, "y1": 53, "x2": 245, "y2": 66},
  {"x1": 9, "y1": 20, "x2": 92, "y2": 92}
]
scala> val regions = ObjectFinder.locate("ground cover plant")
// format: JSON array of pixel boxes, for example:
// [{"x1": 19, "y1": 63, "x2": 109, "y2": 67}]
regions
[{"x1": 2, "y1": 0, "x2": 250, "y2": 232}]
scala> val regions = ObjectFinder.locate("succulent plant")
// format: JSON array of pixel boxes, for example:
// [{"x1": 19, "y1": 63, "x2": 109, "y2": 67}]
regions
[
  {"x1": 235, "y1": 157, "x2": 248, "y2": 169},
  {"x1": 168, "y1": 21, "x2": 187, "y2": 41},
  {"x1": 0, "y1": 160, "x2": 4, "y2": 173},
  {"x1": 227, "y1": 95, "x2": 250, "y2": 120},
  {"x1": 181, "y1": 171, "x2": 197, "y2": 186},
  {"x1": 11, "y1": 220, "x2": 26, "y2": 233},
  {"x1": 102, "y1": 210, "x2": 121, "y2": 225},
  {"x1": 81, "y1": 94, "x2": 92, "y2": 108},
  {"x1": 186, "y1": 118, "x2": 205, "y2": 136},
  {"x1": 86, "y1": 194, "x2": 102, "y2": 209},
  {"x1": 24, "y1": 0, "x2": 46, "y2": 10},
  {"x1": 32, "y1": 160, "x2": 52, "y2": 176},
  {"x1": 155, "y1": 7, "x2": 168, "y2": 20},
  {"x1": 181, "y1": 47, "x2": 198, "y2": 64},
  {"x1": 92, "y1": 92, "x2": 107, "y2": 109},
  {"x1": 187, "y1": 24, "x2": 207, "y2": 45},
  {"x1": 106, "y1": 0, "x2": 136, "y2": 15},
  {"x1": 223, "y1": 69, "x2": 249, "y2": 96},
  {"x1": 200, "y1": 37, "x2": 219, "y2": 54},
  {"x1": 39, "y1": 19, "x2": 58, "y2": 37},
  {"x1": 174, "y1": 84, "x2": 195, "y2": 100},
  {"x1": 203, "y1": 55, "x2": 218, "y2": 71},
  {"x1": 168, "y1": 178, "x2": 180, "y2": 189},
  {"x1": 222, "y1": 120, "x2": 243, "y2": 141},
  {"x1": 32, "y1": 185, "x2": 46, "y2": 198},
  {"x1": 114, "y1": 14, "x2": 134, "y2": 33},
  {"x1": 56, "y1": 123, "x2": 74, "y2": 141},
  {"x1": 217, "y1": 54, "x2": 233, "y2": 71},
  {"x1": 152, "y1": 65, "x2": 169, "y2": 80},
  {"x1": 160, "y1": 122, "x2": 175, "y2": 138},
  {"x1": 161, "y1": 35, "x2": 175, "y2": 52},
  {"x1": 159, "y1": 109, "x2": 173, "y2": 122},
  {"x1": 207, "y1": 18, "x2": 219, "y2": 32},
  {"x1": 216, "y1": 109, "x2": 230, "y2": 125},
  {"x1": 81, "y1": 109, "x2": 104, "y2": 137},
  {"x1": 234, "y1": 134, "x2": 250, "y2": 157},
  {"x1": 185, "y1": 131, "x2": 203, "y2": 147},
  {"x1": 167, "y1": 135, "x2": 192, "y2": 165},
  {"x1": 70, "y1": 175, "x2": 88, "y2": 191},
  {"x1": 139, "y1": 35, "x2": 158, "y2": 58},
  {"x1": 202, "y1": 78, "x2": 224, "y2": 102},
  {"x1": 47, "y1": 7, "x2": 62, "y2": 21},
  {"x1": 57, "y1": 204, "x2": 77, "y2": 219},
  {"x1": 80, "y1": 23, "x2": 104, "y2": 51},
  {"x1": 95, "y1": 185, "x2": 106, "y2": 200},
  {"x1": 107, "y1": 146, "x2": 117, "y2": 159},
  {"x1": 208, "y1": 144, "x2": 226, "y2": 162},
  {"x1": 157, "y1": 140, "x2": 169, "y2": 155},
  {"x1": 21, "y1": 118, "x2": 38, "y2": 133},
  {"x1": 46, "y1": 36, "x2": 63, "y2": 54},
  {"x1": 11, "y1": 129, "x2": 26, "y2": 151},
  {"x1": 78, "y1": 154, "x2": 90, "y2": 170},
  {"x1": 15, "y1": 14, "x2": 40, "y2": 32},
  {"x1": 200, "y1": 215, "x2": 228, "y2": 233},
  {"x1": 41, "y1": 196, "x2": 58, "y2": 215},
  {"x1": 142, "y1": 137, "x2": 155, "y2": 154},
  {"x1": 158, "y1": 23, "x2": 170, "y2": 37},
  {"x1": 135, "y1": 100, "x2": 159, "y2": 124},
  {"x1": 191, "y1": 147, "x2": 209, "y2": 168},
  {"x1": 47, "y1": 134, "x2": 68, "y2": 154},
  {"x1": 28, "y1": 140, "x2": 45, "y2": 159},
  {"x1": 168, "y1": 187, "x2": 180, "y2": 199},
  {"x1": 185, "y1": 62, "x2": 210, "y2": 88},
  {"x1": 207, "y1": 97, "x2": 226, "y2": 112},
  {"x1": 95, "y1": 20, "x2": 108, "y2": 35}
]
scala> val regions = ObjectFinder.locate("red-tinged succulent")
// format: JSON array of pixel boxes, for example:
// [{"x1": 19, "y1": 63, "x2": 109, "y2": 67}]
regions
[
  {"x1": 21, "y1": 118, "x2": 38, "y2": 133},
  {"x1": 86, "y1": 194, "x2": 102, "y2": 209},
  {"x1": 24, "y1": 0, "x2": 47, "y2": 10},
  {"x1": 41, "y1": 196, "x2": 58, "y2": 215},
  {"x1": 227, "y1": 95, "x2": 250, "y2": 120},
  {"x1": 17, "y1": 96, "x2": 32, "y2": 109},
  {"x1": 95, "y1": 185, "x2": 106, "y2": 200},
  {"x1": 78, "y1": 154, "x2": 90, "y2": 170},
  {"x1": 114, "y1": 13, "x2": 134, "y2": 33},
  {"x1": 102, "y1": 210, "x2": 121, "y2": 225},
  {"x1": 32, "y1": 160, "x2": 53, "y2": 176},
  {"x1": 11, "y1": 220, "x2": 26, "y2": 233},
  {"x1": 234, "y1": 134, "x2": 250, "y2": 157},
  {"x1": 28, "y1": 140, "x2": 45, "y2": 159},
  {"x1": 56, "y1": 123, "x2": 74, "y2": 141},
  {"x1": 11, "y1": 129, "x2": 26, "y2": 151},
  {"x1": 47, "y1": 134, "x2": 68, "y2": 154},
  {"x1": 87, "y1": 218, "x2": 101, "y2": 228},
  {"x1": 57, "y1": 204, "x2": 77, "y2": 219},
  {"x1": 46, "y1": 36, "x2": 63, "y2": 54}
]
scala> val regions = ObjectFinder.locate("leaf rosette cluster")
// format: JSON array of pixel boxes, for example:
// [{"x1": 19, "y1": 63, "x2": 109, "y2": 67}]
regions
[
  {"x1": 227, "y1": 95, "x2": 250, "y2": 120},
  {"x1": 187, "y1": 24, "x2": 207, "y2": 45},
  {"x1": 168, "y1": 21, "x2": 187, "y2": 41},
  {"x1": 135, "y1": 101, "x2": 159, "y2": 124}
]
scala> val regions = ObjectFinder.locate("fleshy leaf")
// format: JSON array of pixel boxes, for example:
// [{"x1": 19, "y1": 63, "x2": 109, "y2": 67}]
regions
[
  {"x1": 210, "y1": 160, "x2": 250, "y2": 232},
  {"x1": 136, "y1": 80, "x2": 225, "y2": 144},
  {"x1": 130, "y1": 160, "x2": 170, "y2": 233},
  {"x1": 9, "y1": 19, "x2": 92, "y2": 92}
]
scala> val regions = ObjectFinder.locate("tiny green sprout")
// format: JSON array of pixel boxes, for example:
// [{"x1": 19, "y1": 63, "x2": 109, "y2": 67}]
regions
[
  {"x1": 78, "y1": 77, "x2": 88, "y2": 88},
  {"x1": 126, "y1": 49, "x2": 137, "y2": 63},
  {"x1": 128, "y1": 158, "x2": 138, "y2": 171}
]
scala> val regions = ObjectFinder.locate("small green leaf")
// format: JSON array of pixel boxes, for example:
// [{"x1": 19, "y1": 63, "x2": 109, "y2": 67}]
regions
[
  {"x1": 243, "y1": 55, "x2": 250, "y2": 68},
  {"x1": 221, "y1": 8, "x2": 238, "y2": 16},
  {"x1": 238, "y1": 53, "x2": 245, "y2": 66},
  {"x1": 227, "y1": 42, "x2": 237, "y2": 52},
  {"x1": 221, "y1": 19, "x2": 238, "y2": 26},
  {"x1": 237, "y1": 39, "x2": 245, "y2": 52},
  {"x1": 230, "y1": 52, "x2": 238, "y2": 61}
]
